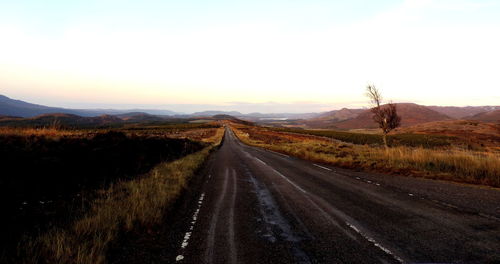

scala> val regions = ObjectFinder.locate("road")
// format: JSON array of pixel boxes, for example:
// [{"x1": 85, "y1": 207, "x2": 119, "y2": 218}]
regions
[{"x1": 167, "y1": 127, "x2": 500, "y2": 263}]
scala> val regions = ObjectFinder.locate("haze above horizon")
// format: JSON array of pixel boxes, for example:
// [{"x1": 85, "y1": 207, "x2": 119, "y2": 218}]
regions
[{"x1": 1, "y1": 0, "x2": 499, "y2": 113}]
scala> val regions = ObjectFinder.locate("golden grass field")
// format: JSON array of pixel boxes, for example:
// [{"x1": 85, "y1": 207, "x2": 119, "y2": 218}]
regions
[
  {"x1": 0, "y1": 127, "x2": 83, "y2": 137},
  {"x1": 232, "y1": 124, "x2": 500, "y2": 188}
]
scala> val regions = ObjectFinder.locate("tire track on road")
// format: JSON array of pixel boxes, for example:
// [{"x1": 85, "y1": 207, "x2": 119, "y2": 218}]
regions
[
  {"x1": 228, "y1": 169, "x2": 238, "y2": 264},
  {"x1": 249, "y1": 150, "x2": 405, "y2": 263},
  {"x1": 205, "y1": 168, "x2": 229, "y2": 264}
]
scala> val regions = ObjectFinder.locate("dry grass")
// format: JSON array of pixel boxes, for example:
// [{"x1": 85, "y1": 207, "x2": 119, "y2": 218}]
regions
[
  {"x1": 0, "y1": 124, "x2": 223, "y2": 142},
  {"x1": 232, "y1": 125, "x2": 500, "y2": 187},
  {"x1": 19, "y1": 128, "x2": 224, "y2": 264},
  {"x1": 0, "y1": 127, "x2": 82, "y2": 138},
  {"x1": 377, "y1": 147, "x2": 499, "y2": 186}
]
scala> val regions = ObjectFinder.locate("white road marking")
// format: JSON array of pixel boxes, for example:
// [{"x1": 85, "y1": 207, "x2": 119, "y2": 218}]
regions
[
  {"x1": 303, "y1": 192, "x2": 405, "y2": 263},
  {"x1": 237, "y1": 130, "x2": 407, "y2": 262},
  {"x1": 270, "y1": 168, "x2": 307, "y2": 194},
  {"x1": 346, "y1": 222, "x2": 404, "y2": 263},
  {"x1": 269, "y1": 150, "x2": 290, "y2": 158},
  {"x1": 254, "y1": 158, "x2": 306, "y2": 193},
  {"x1": 313, "y1": 164, "x2": 332, "y2": 171},
  {"x1": 255, "y1": 157, "x2": 267, "y2": 166},
  {"x1": 176, "y1": 192, "x2": 205, "y2": 262}
]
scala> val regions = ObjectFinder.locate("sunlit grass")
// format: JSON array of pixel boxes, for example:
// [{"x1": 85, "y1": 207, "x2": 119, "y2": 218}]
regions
[
  {"x1": 272, "y1": 127, "x2": 455, "y2": 148},
  {"x1": 0, "y1": 127, "x2": 82, "y2": 137},
  {"x1": 233, "y1": 125, "x2": 500, "y2": 187}
]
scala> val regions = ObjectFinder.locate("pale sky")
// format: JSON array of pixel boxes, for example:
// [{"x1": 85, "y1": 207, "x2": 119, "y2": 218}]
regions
[{"x1": 0, "y1": 0, "x2": 499, "y2": 113}]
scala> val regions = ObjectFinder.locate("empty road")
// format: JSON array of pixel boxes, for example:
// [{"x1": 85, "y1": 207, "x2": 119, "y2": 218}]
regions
[{"x1": 166, "y1": 127, "x2": 500, "y2": 263}]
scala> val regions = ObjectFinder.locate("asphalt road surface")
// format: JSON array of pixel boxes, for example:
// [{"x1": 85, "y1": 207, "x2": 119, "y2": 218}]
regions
[{"x1": 168, "y1": 127, "x2": 500, "y2": 264}]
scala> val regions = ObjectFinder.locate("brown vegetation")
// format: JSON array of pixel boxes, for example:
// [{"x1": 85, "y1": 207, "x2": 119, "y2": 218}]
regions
[
  {"x1": 232, "y1": 124, "x2": 500, "y2": 187},
  {"x1": 469, "y1": 109, "x2": 500, "y2": 122},
  {"x1": 427, "y1": 105, "x2": 500, "y2": 119},
  {"x1": 304, "y1": 108, "x2": 364, "y2": 128},
  {"x1": 394, "y1": 120, "x2": 500, "y2": 152},
  {"x1": 20, "y1": 142, "x2": 220, "y2": 263},
  {"x1": 333, "y1": 103, "x2": 450, "y2": 129},
  {"x1": 0, "y1": 125, "x2": 224, "y2": 263}
]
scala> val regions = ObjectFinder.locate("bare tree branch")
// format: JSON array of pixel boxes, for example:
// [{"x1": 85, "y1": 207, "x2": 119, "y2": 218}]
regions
[
  {"x1": 365, "y1": 85, "x2": 401, "y2": 147},
  {"x1": 365, "y1": 84, "x2": 382, "y2": 108}
]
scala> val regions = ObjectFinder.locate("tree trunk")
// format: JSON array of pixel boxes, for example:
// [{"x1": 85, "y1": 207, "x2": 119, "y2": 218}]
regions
[{"x1": 383, "y1": 133, "x2": 388, "y2": 148}]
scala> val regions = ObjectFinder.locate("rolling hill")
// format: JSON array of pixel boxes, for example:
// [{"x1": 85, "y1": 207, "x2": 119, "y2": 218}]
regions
[
  {"x1": 0, "y1": 95, "x2": 81, "y2": 117},
  {"x1": 395, "y1": 120, "x2": 500, "y2": 150},
  {"x1": 304, "y1": 108, "x2": 365, "y2": 128},
  {"x1": 192, "y1": 110, "x2": 243, "y2": 117},
  {"x1": 468, "y1": 109, "x2": 500, "y2": 122},
  {"x1": 428, "y1": 106, "x2": 500, "y2": 119},
  {"x1": 0, "y1": 113, "x2": 124, "y2": 127},
  {"x1": 0, "y1": 94, "x2": 179, "y2": 117},
  {"x1": 332, "y1": 103, "x2": 451, "y2": 129},
  {"x1": 316, "y1": 108, "x2": 365, "y2": 121},
  {"x1": 116, "y1": 112, "x2": 170, "y2": 122}
]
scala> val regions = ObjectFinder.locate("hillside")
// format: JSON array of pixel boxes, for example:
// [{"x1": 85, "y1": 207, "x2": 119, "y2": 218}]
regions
[
  {"x1": 428, "y1": 106, "x2": 500, "y2": 119},
  {"x1": 0, "y1": 94, "x2": 179, "y2": 117},
  {"x1": 0, "y1": 113, "x2": 123, "y2": 127},
  {"x1": 304, "y1": 108, "x2": 364, "y2": 128},
  {"x1": 116, "y1": 112, "x2": 168, "y2": 122},
  {"x1": 0, "y1": 95, "x2": 80, "y2": 117},
  {"x1": 316, "y1": 108, "x2": 364, "y2": 121},
  {"x1": 395, "y1": 120, "x2": 500, "y2": 150},
  {"x1": 192, "y1": 110, "x2": 243, "y2": 117},
  {"x1": 468, "y1": 109, "x2": 500, "y2": 122},
  {"x1": 333, "y1": 103, "x2": 451, "y2": 129}
]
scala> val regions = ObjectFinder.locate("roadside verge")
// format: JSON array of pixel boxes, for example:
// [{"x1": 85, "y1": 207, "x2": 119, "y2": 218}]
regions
[{"x1": 18, "y1": 129, "x2": 224, "y2": 264}]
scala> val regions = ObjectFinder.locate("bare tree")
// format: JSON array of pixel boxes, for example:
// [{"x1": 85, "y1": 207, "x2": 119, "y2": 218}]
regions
[{"x1": 366, "y1": 85, "x2": 401, "y2": 148}]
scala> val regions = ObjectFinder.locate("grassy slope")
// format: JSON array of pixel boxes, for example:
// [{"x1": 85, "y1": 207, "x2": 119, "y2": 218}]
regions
[
  {"x1": 233, "y1": 125, "x2": 500, "y2": 188},
  {"x1": 18, "y1": 128, "x2": 224, "y2": 264},
  {"x1": 272, "y1": 127, "x2": 455, "y2": 148}
]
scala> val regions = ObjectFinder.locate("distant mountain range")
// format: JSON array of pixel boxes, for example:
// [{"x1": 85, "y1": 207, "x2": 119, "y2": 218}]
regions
[
  {"x1": 303, "y1": 108, "x2": 366, "y2": 128},
  {"x1": 303, "y1": 103, "x2": 499, "y2": 129},
  {"x1": 427, "y1": 106, "x2": 500, "y2": 119},
  {"x1": 192, "y1": 110, "x2": 243, "y2": 117},
  {"x1": 0, "y1": 95, "x2": 179, "y2": 117},
  {"x1": 0, "y1": 95, "x2": 80, "y2": 117},
  {"x1": 332, "y1": 103, "x2": 451, "y2": 129},
  {"x1": 0, "y1": 94, "x2": 498, "y2": 129},
  {"x1": 469, "y1": 109, "x2": 500, "y2": 122},
  {"x1": 0, "y1": 94, "x2": 320, "y2": 120}
]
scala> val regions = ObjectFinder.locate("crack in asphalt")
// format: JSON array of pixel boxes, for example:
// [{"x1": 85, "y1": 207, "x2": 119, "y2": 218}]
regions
[{"x1": 248, "y1": 169, "x2": 312, "y2": 264}]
